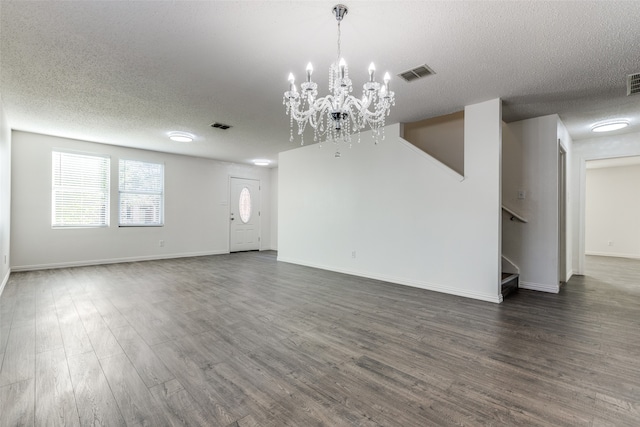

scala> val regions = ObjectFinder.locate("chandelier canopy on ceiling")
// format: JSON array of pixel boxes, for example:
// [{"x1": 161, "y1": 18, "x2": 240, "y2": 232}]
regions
[{"x1": 283, "y1": 4, "x2": 395, "y2": 153}]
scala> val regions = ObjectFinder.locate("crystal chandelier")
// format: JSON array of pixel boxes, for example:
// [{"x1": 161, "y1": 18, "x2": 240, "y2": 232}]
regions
[{"x1": 283, "y1": 4, "x2": 395, "y2": 152}]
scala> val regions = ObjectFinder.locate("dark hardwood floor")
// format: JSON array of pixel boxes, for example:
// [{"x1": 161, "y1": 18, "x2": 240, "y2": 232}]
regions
[{"x1": 1, "y1": 252, "x2": 639, "y2": 426}]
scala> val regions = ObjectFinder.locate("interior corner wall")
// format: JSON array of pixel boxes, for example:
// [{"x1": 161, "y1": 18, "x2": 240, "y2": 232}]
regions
[
  {"x1": 10, "y1": 131, "x2": 273, "y2": 270},
  {"x1": 585, "y1": 164, "x2": 640, "y2": 259},
  {"x1": 269, "y1": 167, "x2": 278, "y2": 250},
  {"x1": 557, "y1": 118, "x2": 573, "y2": 281},
  {"x1": 571, "y1": 131, "x2": 640, "y2": 274},
  {"x1": 0, "y1": 97, "x2": 11, "y2": 294},
  {"x1": 278, "y1": 98, "x2": 502, "y2": 303},
  {"x1": 503, "y1": 115, "x2": 560, "y2": 293}
]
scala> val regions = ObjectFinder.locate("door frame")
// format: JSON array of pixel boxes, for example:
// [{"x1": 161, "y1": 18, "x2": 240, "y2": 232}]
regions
[
  {"x1": 558, "y1": 142, "x2": 567, "y2": 283},
  {"x1": 228, "y1": 176, "x2": 261, "y2": 252}
]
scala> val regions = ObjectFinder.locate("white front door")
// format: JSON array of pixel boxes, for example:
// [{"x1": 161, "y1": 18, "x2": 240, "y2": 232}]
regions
[{"x1": 229, "y1": 177, "x2": 260, "y2": 252}]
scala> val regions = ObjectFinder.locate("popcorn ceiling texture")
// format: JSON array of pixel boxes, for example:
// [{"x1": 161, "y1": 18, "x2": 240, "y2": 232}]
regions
[{"x1": 1, "y1": 1, "x2": 638, "y2": 163}]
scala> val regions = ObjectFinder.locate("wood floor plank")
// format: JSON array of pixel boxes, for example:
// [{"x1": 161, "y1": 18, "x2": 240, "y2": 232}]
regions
[
  {"x1": 73, "y1": 297, "x2": 124, "y2": 360},
  {"x1": 119, "y1": 303, "x2": 172, "y2": 347},
  {"x1": 35, "y1": 348, "x2": 81, "y2": 426},
  {"x1": 35, "y1": 307, "x2": 64, "y2": 354},
  {"x1": 0, "y1": 321, "x2": 35, "y2": 386},
  {"x1": 67, "y1": 351, "x2": 125, "y2": 426},
  {"x1": 152, "y1": 340, "x2": 240, "y2": 425},
  {"x1": 91, "y1": 297, "x2": 129, "y2": 330},
  {"x1": 0, "y1": 323, "x2": 10, "y2": 362},
  {"x1": 55, "y1": 297, "x2": 94, "y2": 357},
  {"x1": 100, "y1": 353, "x2": 171, "y2": 426},
  {"x1": 111, "y1": 324, "x2": 173, "y2": 387},
  {"x1": 0, "y1": 379, "x2": 35, "y2": 427},
  {"x1": 149, "y1": 379, "x2": 213, "y2": 427}
]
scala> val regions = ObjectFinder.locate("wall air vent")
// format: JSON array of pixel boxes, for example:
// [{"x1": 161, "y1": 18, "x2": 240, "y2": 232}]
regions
[
  {"x1": 627, "y1": 73, "x2": 640, "y2": 96},
  {"x1": 211, "y1": 122, "x2": 232, "y2": 130},
  {"x1": 398, "y1": 64, "x2": 436, "y2": 82}
]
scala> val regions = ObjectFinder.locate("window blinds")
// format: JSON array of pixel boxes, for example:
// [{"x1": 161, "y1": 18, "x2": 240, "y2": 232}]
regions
[
  {"x1": 119, "y1": 159, "x2": 164, "y2": 226},
  {"x1": 52, "y1": 151, "x2": 110, "y2": 227}
]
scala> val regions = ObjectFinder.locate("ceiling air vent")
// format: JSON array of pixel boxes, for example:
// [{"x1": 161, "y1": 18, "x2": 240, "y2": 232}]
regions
[
  {"x1": 211, "y1": 122, "x2": 232, "y2": 130},
  {"x1": 398, "y1": 64, "x2": 436, "y2": 82},
  {"x1": 627, "y1": 73, "x2": 640, "y2": 96}
]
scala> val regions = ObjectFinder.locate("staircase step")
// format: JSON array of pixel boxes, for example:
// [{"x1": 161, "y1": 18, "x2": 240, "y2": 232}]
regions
[{"x1": 501, "y1": 273, "x2": 519, "y2": 298}]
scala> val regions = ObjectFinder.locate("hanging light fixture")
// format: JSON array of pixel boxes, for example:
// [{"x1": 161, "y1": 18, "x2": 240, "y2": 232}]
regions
[{"x1": 283, "y1": 4, "x2": 395, "y2": 151}]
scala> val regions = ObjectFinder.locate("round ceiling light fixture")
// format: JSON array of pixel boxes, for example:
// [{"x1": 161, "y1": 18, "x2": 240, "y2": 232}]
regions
[
  {"x1": 591, "y1": 120, "x2": 629, "y2": 133},
  {"x1": 253, "y1": 159, "x2": 271, "y2": 166},
  {"x1": 168, "y1": 131, "x2": 194, "y2": 142}
]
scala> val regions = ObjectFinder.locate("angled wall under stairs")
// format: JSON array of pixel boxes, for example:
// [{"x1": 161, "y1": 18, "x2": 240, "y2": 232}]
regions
[{"x1": 401, "y1": 111, "x2": 464, "y2": 176}]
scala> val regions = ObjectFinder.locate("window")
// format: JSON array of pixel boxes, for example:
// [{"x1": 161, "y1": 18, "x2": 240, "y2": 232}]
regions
[
  {"x1": 52, "y1": 151, "x2": 110, "y2": 227},
  {"x1": 119, "y1": 159, "x2": 164, "y2": 226},
  {"x1": 239, "y1": 187, "x2": 251, "y2": 223}
]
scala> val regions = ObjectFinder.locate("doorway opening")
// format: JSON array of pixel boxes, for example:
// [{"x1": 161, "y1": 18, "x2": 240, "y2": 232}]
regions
[{"x1": 582, "y1": 155, "x2": 640, "y2": 277}]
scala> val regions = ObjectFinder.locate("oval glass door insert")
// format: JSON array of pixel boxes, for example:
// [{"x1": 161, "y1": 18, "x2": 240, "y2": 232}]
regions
[{"x1": 239, "y1": 187, "x2": 251, "y2": 223}]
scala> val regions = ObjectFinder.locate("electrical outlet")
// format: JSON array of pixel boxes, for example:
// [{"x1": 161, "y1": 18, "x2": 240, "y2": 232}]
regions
[
  {"x1": 159, "y1": 240, "x2": 165, "y2": 247},
  {"x1": 517, "y1": 190, "x2": 526, "y2": 200},
  {"x1": 3, "y1": 255, "x2": 6, "y2": 265},
  {"x1": 352, "y1": 251, "x2": 356, "y2": 259},
  {"x1": 607, "y1": 241, "x2": 613, "y2": 246}
]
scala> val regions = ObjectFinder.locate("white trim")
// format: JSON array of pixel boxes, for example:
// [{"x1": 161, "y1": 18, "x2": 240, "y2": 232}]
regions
[
  {"x1": 0, "y1": 268, "x2": 10, "y2": 297},
  {"x1": 520, "y1": 281, "x2": 559, "y2": 293},
  {"x1": 278, "y1": 256, "x2": 502, "y2": 304},
  {"x1": 10, "y1": 250, "x2": 229, "y2": 272},
  {"x1": 585, "y1": 251, "x2": 640, "y2": 260}
]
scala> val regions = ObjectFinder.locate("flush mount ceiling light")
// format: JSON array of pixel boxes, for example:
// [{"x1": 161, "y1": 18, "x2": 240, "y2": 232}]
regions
[
  {"x1": 168, "y1": 132, "x2": 194, "y2": 142},
  {"x1": 591, "y1": 120, "x2": 629, "y2": 133},
  {"x1": 283, "y1": 4, "x2": 395, "y2": 152},
  {"x1": 253, "y1": 159, "x2": 271, "y2": 166}
]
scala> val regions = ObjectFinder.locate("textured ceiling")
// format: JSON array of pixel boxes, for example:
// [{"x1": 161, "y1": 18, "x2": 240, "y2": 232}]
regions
[
  {"x1": 586, "y1": 155, "x2": 640, "y2": 169},
  {"x1": 1, "y1": 1, "x2": 639, "y2": 166}
]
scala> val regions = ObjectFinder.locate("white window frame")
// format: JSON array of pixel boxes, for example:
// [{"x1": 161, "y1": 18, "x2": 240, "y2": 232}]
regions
[
  {"x1": 52, "y1": 150, "x2": 110, "y2": 228},
  {"x1": 118, "y1": 158, "x2": 164, "y2": 227}
]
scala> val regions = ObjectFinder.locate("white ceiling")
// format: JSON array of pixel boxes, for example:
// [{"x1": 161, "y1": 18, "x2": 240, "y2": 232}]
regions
[
  {"x1": 2, "y1": 1, "x2": 639, "y2": 167},
  {"x1": 586, "y1": 155, "x2": 640, "y2": 169}
]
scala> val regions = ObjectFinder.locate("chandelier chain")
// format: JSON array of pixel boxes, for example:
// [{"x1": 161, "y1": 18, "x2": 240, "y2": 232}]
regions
[{"x1": 336, "y1": 20, "x2": 341, "y2": 66}]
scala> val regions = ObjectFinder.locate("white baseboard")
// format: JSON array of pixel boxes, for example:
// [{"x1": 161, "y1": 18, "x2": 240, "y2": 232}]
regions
[
  {"x1": 10, "y1": 250, "x2": 229, "y2": 272},
  {"x1": 564, "y1": 269, "x2": 574, "y2": 282},
  {"x1": 277, "y1": 256, "x2": 502, "y2": 304},
  {"x1": 520, "y1": 281, "x2": 559, "y2": 293},
  {"x1": 0, "y1": 268, "x2": 10, "y2": 297},
  {"x1": 585, "y1": 251, "x2": 640, "y2": 260}
]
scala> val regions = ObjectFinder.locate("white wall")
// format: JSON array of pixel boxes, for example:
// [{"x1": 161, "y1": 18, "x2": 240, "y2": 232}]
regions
[
  {"x1": 502, "y1": 115, "x2": 564, "y2": 292},
  {"x1": 586, "y1": 164, "x2": 640, "y2": 259},
  {"x1": 501, "y1": 121, "x2": 524, "y2": 274},
  {"x1": 279, "y1": 98, "x2": 502, "y2": 303},
  {"x1": 10, "y1": 131, "x2": 273, "y2": 270},
  {"x1": 571, "y1": 131, "x2": 640, "y2": 274},
  {"x1": 0, "y1": 97, "x2": 11, "y2": 294},
  {"x1": 502, "y1": 121, "x2": 525, "y2": 214},
  {"x1": 269, "y1": 167, "x2": 278, "y2": 250}
]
